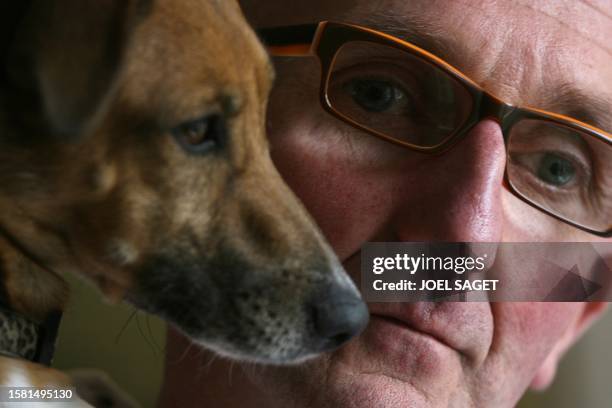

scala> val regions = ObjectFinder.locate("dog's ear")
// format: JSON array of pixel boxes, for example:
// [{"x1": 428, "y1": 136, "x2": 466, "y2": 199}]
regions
[{"x1": 2, "y1": 0, "x2": 147, "y2": 139}]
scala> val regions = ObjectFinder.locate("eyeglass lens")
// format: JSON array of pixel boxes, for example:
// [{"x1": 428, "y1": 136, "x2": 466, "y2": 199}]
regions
[
  {"x1": 508, "y1": 119, "x2": 611, "y2": 231},
  {"x1": 327, "y1": 41, "x2": 473, "y2": 148}
]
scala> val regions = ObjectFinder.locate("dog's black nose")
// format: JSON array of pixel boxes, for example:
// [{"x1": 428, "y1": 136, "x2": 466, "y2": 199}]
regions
[{"x1": 311, "y1": 288, "x2": 369, "y2": 350}]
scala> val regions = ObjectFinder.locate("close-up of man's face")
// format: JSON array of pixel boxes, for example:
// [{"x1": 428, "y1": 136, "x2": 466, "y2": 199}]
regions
[{"x1": 160, "y1": 1, "x2": 611, "y2": 407}]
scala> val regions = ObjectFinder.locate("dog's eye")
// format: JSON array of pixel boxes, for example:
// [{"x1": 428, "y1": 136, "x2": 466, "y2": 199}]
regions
[{"x1": 172, "y1": 114, "x2": 226, "y2": 154}]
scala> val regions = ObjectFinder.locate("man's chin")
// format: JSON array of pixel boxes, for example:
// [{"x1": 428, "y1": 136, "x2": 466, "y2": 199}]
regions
[
  {"x1": 250, "y1": 322, "x2": 464, "y2": 408},
  {"x1": 317, "y1": 370, "x2": 433, "y2": 408}
]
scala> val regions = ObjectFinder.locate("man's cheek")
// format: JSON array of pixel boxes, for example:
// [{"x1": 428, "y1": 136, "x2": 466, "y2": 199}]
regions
[
  {"x1": 269, "y1": 123, "x2": 394, "y2": 259},
  {"x1": 492, "y1": 303, "x2": 581, "y2": 352},
  {"x1": 501, "y1": 192, "x2": 586, "y2": 242}
]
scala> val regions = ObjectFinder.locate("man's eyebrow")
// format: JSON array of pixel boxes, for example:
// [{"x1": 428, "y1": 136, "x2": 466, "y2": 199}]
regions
[
  {"x1": 356, "y1": 13, "x2": 463, "y2": 69},
  {"x1": 544, "y1": 85, "x2": 612, "y2": 134}
]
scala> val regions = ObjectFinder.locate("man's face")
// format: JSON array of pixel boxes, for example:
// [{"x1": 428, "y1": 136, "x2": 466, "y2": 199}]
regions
[{"x1": 239, "y1": 1, "x2": 611, "y2": 407}]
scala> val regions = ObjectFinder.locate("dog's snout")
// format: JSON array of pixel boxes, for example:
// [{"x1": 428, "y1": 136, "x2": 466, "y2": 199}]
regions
[{"x1": 310, "y1": 287, "x2": 369, "y2": 350}]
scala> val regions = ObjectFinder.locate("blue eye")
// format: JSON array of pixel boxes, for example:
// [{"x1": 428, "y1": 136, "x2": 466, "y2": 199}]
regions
[
  {"x1": 172, "y1": 114, "x2": 226, "y2": 154},
  {"x1": 344, "y1": 79, "x2": 405, "y2": 113},
  {"x1": 537, "y1": 153, "x2": 576, "y2": 186}
]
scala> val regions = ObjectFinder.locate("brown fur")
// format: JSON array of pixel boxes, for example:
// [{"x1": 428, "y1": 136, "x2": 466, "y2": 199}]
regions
[{"x1": 0, "y1": 1, "x2": 364, "y2": 398}]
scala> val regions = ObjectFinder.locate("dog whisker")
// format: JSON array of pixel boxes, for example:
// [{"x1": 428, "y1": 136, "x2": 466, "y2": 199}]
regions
[
  {"x1": 145, "y1": 314, "x2": 163, "y2": 354},
  {"x1": 195, "y1": 349, "x2": 219, "y2": 382},
  {"x1": 170, "y1": 340, "x2": 197, "y2": 366},
  {"x1": 227, "y1": 360, "x2": 236, "y2": 386},
  {"x1": 135, "y1": 313, "x2": 159, "y2": 356},
  {"x1": 114, "y1": 308, "x2": 138, "y2": 345}
]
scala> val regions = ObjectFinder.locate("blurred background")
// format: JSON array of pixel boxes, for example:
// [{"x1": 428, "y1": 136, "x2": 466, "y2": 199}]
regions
[{"x1": 53, "y1": 275, "x2": 612, "y2": 408}]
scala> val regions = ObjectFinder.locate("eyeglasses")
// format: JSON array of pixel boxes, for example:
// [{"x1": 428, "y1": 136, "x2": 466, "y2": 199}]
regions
[{"x1": 258, "y1": 21, "x2": 612, "y2": 237}]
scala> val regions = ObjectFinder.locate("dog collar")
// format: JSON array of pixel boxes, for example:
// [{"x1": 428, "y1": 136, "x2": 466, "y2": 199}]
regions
[{"x1": 0, "y1": 306, "x2": 62, "y2": 366}]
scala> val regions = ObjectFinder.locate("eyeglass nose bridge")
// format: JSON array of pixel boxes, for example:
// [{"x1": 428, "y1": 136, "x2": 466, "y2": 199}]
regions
[
  {"x1": 446, "y1": 91, "x2": 516, "y2": 151},
  {"x1": 478, "y1": 92, "x2": 516, "y2": 126}
]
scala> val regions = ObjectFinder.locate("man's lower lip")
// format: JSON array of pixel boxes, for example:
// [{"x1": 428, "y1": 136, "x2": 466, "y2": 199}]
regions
[
  {"x1": 369, "y1": 313, "x2": 458, "y2": 350},
  {"x1": 370, "y1": 314, "x2": 447, "y2": 344}
]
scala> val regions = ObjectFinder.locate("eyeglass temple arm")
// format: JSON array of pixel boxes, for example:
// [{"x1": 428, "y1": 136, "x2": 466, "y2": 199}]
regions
[{"x1": 257, "y1": 23, "x2": 321, "y2": 56}]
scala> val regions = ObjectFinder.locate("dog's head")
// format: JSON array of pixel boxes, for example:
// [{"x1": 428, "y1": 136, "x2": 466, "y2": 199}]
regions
[{"x1": 0, "y1": 0, "x2": 368, "y2": 363}]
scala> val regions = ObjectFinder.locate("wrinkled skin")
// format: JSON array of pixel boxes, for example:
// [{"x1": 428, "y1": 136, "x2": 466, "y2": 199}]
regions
[{"x1": 159, "y1": 1, "x2": 611, "y2": 407}]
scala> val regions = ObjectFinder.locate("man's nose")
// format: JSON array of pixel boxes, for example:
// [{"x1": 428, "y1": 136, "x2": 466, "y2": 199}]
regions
[{"x1": 392, "y1": 119, "x2": 506, "y2": 242}]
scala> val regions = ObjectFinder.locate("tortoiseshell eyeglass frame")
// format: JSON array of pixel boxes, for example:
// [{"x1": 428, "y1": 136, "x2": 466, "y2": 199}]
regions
[{"x1": 257, "y1": 21, "x2": 612, "y2": 237}]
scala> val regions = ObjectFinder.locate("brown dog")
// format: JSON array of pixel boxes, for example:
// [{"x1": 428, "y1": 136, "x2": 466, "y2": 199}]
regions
[{"x1": 0, "y1": 0, "x2": 368, "y2": 402}]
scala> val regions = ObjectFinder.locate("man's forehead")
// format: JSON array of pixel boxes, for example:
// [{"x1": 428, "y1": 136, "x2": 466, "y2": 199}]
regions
[
  {"x1": 242, "y1": 0, "x2": 611, "y2": 56},
  {"x1": 241, "y1": 0, "x2": 612, "y2": 80},
  {"x1": 514, "y1": 0, "x2": 612, "y2": 53},
  {"x1": 243, "y1": 0, "x2": 608, "y2": 31}
]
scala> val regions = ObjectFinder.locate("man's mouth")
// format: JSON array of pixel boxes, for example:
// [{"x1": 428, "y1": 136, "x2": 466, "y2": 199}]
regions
[
  {"x1": 369, "y1": 312, "x2": 458, "y2": 352},
  {"x1": 367, "y1": 302, "x2": 492, "y2": 365},
  {"x1": 341, "y1": 251, "x2": 492, "y2": 364}
]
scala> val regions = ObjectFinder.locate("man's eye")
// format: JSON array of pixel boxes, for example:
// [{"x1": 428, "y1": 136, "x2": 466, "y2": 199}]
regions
[
  {"x1": 536, "y1": 153, "x2": 576, "y2": 186},
  {"x1": 171, "y1": 114, "x2": 226, "y2": 154},
  {"x1": 343, "y1": 79, "x2": 406, "y2": 113}
]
